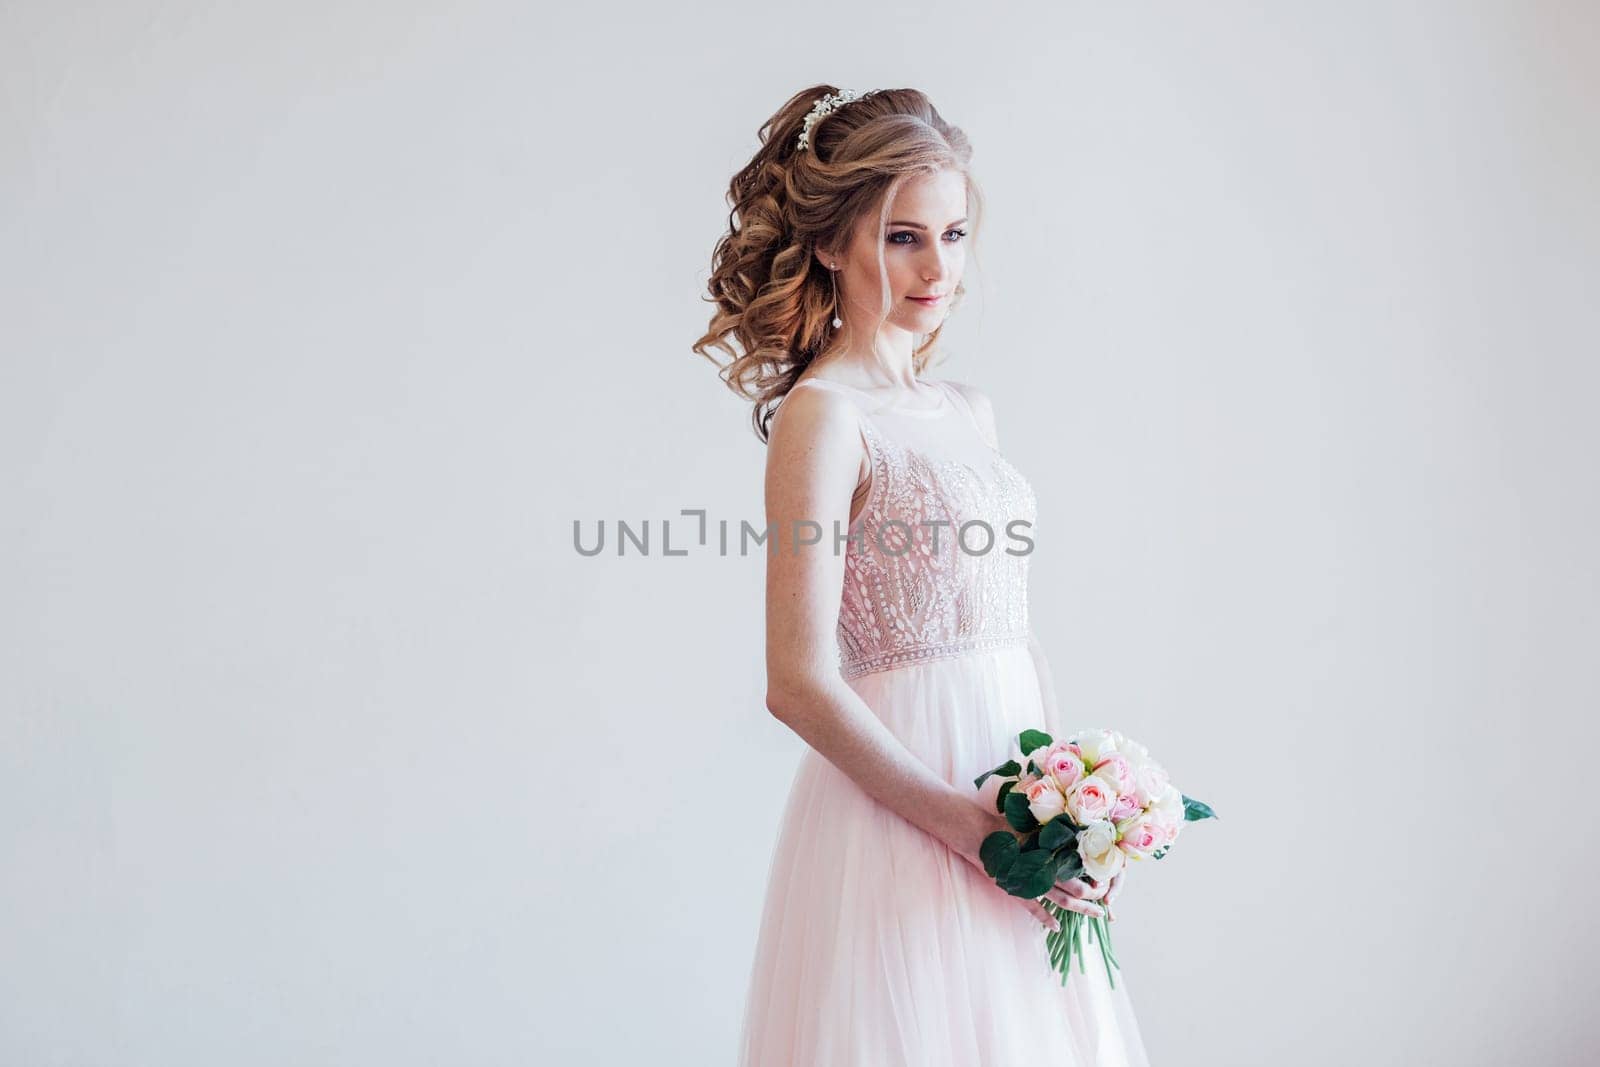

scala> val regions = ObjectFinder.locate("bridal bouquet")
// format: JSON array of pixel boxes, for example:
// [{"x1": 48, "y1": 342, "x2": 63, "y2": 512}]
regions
[{"x1": 972, "y1": 727, "x2": 1216, "y2": 988}]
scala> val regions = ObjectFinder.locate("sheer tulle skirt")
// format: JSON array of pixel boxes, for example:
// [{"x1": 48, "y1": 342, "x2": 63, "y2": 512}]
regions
[{"x1": 736, "y1": 644, "x2": 1151, "y2": 1067}]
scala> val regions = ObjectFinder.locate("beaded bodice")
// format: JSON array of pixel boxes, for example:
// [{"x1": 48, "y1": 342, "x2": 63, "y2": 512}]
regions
[{"x1": 784, "y1": 377, "x2": 1038, "y2": 681}]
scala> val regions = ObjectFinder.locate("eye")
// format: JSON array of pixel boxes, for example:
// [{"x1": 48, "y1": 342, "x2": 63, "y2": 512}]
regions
[{"x1": 887, "y1": 228, "x2": 968, "y2": 246}]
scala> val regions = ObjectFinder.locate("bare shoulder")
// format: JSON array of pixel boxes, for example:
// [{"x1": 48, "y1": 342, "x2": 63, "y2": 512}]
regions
[
  {"x1": 766, "y1": 382, "x2": 870, "y2": 492},
  {"x1": 940, "y1": 379, "x2": 999, "y2": 445},
  {"x1": 769, "y1": 380, "x2": 864, "y2": 453}
]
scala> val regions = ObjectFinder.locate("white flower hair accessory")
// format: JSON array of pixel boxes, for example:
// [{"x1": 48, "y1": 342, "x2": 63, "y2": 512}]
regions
[{"x1": 795, "y1": 88, "x2": 882, "y2": 153}]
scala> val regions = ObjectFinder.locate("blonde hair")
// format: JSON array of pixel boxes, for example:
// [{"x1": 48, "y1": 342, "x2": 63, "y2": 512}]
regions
[{"x1": 692, "y1": 85, "x2": 985, "y2": 443}]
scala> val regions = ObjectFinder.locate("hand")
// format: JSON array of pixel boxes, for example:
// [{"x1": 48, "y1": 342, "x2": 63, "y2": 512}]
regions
[
  {"x1": 1073, "y1": 871, "x2": 1126, "y2": 923},
  {"x1": 941, "y1": 798, "x2": 1107, "y2": 933}
]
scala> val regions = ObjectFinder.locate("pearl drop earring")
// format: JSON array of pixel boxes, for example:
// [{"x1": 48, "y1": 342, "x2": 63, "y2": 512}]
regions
[{"x1": 830, "y1": 264, "x2": 842, "y2": 328}]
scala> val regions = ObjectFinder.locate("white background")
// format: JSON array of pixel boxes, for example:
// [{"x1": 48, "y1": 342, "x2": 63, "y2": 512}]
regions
[{"x1": 4, "y1": 2, "x2": 1597, "y2": 1064}]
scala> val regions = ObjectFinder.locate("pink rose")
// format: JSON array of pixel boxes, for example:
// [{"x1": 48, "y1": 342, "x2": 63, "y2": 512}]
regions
[
  {"x1": 1065, "y1": 774, "x2": 1117, "y2": 825},
  {"x1": 1092, "y1": 753, "x2": 1137, "y2": 796},
  {"x1": 1107, "y1": 792, "x2": 1142, "y2": 823},
  {"x1": 1023, "y1": 745, "x2": 1053, "y2": 776},
  {"x1": 1024, "y1": 776, "x2": 1067, "y2": 824},
  {"x1": 1115, "y1": 813, "x2": 1163, "y2": 860},
  {"x1": 1042, "y1": 741, "x2": 1085, "y2": 792}
]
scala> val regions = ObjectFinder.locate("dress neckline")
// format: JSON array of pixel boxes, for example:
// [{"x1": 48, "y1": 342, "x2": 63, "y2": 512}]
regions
[{"x1": 792, "y1": 376, "x2": 953, "y2": 418}]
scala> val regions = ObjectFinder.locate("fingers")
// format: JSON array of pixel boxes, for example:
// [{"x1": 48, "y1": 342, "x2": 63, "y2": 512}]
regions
[
  {"x1": 1044, "y1": 886, "x2": 1106, "y2": 918},
  {"x1": 1064, "y1": 877, "x2": 1109, "y2": 902},
  {"x1": 1105, "y1": 873, "x2": 1123, "y2": 905},
  {"x1": 1025, "y1": 900, "x2": 1062, "y2": 933}
]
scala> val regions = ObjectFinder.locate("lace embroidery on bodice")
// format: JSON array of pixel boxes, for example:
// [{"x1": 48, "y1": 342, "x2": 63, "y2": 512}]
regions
[{"x1": 784, "y1": 377, "x2": 1038, "y2": 681}]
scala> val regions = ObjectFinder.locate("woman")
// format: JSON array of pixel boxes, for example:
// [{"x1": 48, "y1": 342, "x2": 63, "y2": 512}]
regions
[{"x1": 694, "y1": 85, "x2": 1151, "y2": 1066}]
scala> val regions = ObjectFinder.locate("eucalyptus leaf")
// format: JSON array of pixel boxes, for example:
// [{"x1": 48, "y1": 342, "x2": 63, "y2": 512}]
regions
[{"x1": 1182, "y1": 795, "x2": 1217, "y2": 822}]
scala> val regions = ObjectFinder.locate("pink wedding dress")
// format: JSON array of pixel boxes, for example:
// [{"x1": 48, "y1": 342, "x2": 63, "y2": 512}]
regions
[{"x1": 737, "y1": 376, "x2": 1151, "y2": 1066}]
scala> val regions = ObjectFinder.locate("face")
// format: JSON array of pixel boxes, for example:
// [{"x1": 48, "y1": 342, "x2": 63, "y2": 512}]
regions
[{"x1": 823, "y1": 168, "x2": 969, "y2": 339}]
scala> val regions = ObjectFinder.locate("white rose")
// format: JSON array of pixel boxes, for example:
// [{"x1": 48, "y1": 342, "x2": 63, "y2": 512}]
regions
[
  {"x1": 1133, "y1": 759, "x2": 1171, "y2": 807},
  {"x1": 1074, "y1": 728, "x2": 1119, "y2": 767},
  {"x1": 1151, "y1": 782, "x2": 1183, "y2": 822},
  {"x1": 1151, "y1": 812, "x2": 1182, "y2": 848},
  {"x1": 1076, "y1": 819, "x2": 1127, "y2": 882}
]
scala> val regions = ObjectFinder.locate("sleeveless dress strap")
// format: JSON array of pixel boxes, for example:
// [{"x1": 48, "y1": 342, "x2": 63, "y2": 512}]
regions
[
  {"x1": 934, "y1": 379, "x2": 998, "y2": 449},
  {"x1": 788, "y1": 376, "x2": 869, "y2": 404}
]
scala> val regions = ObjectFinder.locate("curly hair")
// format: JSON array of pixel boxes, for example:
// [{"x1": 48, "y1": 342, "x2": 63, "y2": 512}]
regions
[{"x1": 692, "y1": 85, "x2": 985, "y2": 443}]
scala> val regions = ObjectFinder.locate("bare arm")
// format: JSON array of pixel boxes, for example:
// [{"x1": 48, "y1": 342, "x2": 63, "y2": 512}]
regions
[{"x1": 761, "y1": 386, "x2": 985, "y2": 852}]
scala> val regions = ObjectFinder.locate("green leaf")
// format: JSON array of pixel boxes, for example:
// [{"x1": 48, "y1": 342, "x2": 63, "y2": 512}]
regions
[
  {"x1": 1003, "y1": 789, "x2": 1039, "y2": 833},
  {"x1": 972, "y1": 759, "x2": 1022, "y2": 790},
  {"x1": 1182, "y1": 794, "x2": 1218, "y2": 822},
  {"x1": 979, "y1": 830, "x2": 1020, "y2": 879},
  {"x1": 994, "y1": 779, "x2": 1016, "y2": 814},
  {"x1": 1017, "y1": 729, "x2": 1054, "y2": 755},
  {"x1": 1052, "y1": 849, "x2": 1084, "y2": 883},
  {"x1": 999, "y1": 848, "x2": 1056, "y2": 898},
  {"x1": 1038, "y1": 816, "x2": 1075, "y2": 851}
]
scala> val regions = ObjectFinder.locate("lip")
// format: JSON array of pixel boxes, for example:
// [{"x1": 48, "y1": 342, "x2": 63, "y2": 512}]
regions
[{"x1": 907, "y1": 294, "x2": 945, "y2": 305}]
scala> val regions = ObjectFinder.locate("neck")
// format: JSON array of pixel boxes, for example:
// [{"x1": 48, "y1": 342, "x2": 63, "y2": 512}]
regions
[{"x1": 812, "y1": 333, "x2": 923, "y2": 389}]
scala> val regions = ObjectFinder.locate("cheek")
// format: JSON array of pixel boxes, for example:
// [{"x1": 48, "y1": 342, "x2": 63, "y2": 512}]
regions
[{"x1": 889, "y1": 258, "x2": 922, "y2": 293}]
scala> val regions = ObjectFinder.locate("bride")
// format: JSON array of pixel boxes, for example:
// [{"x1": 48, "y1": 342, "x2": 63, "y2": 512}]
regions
[{"x1": 694, "y1": 84, "x2": 1150, "y2": 1066}]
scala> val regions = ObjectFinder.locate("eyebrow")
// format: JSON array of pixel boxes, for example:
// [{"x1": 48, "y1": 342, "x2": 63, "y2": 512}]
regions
[{"x1": 887, "y1": 217, "x2": 969, "y2": 229}]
